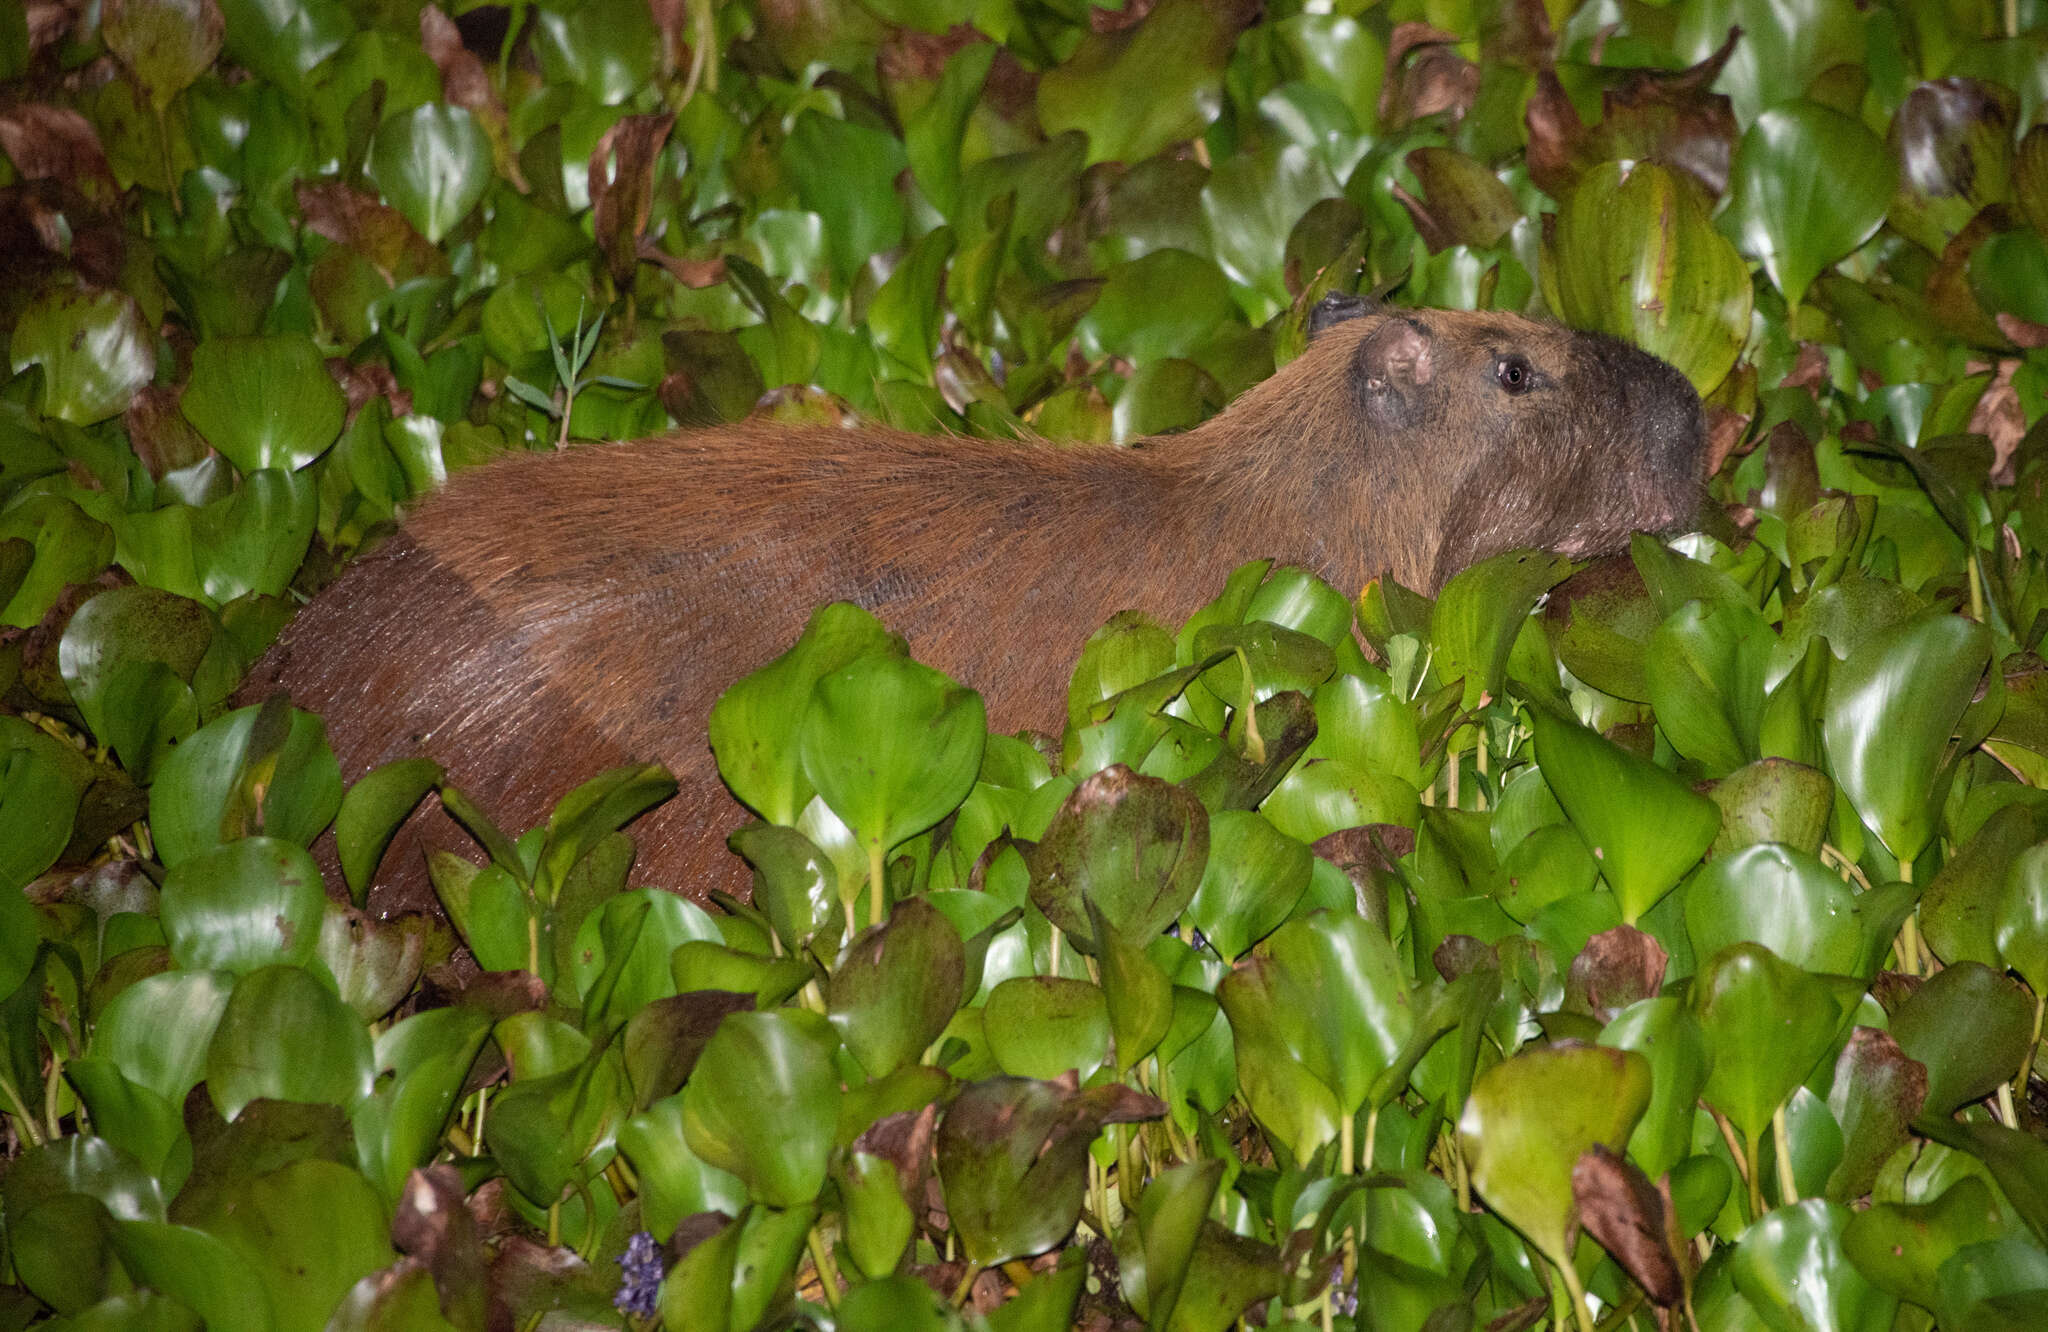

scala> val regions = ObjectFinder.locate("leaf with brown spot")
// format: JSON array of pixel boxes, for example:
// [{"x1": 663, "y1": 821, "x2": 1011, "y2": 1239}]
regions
[
  {"x1": 103, "y1": 0, "x2": 222, "y2": 113},
  {"x1": 124, "y1": 385, "x2": 213, "y2": 480},
  {"x1": 419, "y1": 5, "x2": 525, "y2": 193},
  {"x1": 1379, "y1": 23, "x2": 1477, "y2": 131},
  {"x1": 295, "y1": 181, "x2": 443, "y2": 282},
  {"x1": 1824, "y1": 1026, "x2": 1928, "y2": 1202},
  {"x1": 1573, "y1": 1144, "x2": 1682, "y2": 1306}
]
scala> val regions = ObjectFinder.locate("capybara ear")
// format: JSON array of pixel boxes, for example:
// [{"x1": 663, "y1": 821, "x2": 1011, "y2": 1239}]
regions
[
  {"x1": 1355, "y1": 316, "x2": 1435, "y2": 396},
  {"x1": 1308, "y1": 291, "x2": 1377, "y2": 336}
]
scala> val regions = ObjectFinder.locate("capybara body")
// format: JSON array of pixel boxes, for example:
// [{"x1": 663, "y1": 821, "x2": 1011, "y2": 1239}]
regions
[{"x1": 242, "y1": 300, "x2": 1706, "y2": 912}]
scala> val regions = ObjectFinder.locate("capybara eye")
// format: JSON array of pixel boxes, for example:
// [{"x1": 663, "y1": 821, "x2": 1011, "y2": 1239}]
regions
[{"x1": 1496, "y1": 355, "x2": 1533, "y2": 393}]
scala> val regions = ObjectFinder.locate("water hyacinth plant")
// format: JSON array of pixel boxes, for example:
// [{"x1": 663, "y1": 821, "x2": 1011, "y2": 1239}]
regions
[{"x1": 3, "y1": 0, "x2": 2048, "y2": 1328}]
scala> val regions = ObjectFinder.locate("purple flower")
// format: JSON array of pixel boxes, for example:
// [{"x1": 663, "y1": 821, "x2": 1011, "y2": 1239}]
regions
[{"x1": 615, "y1": 1230, "x2": 664, "y2": 1318}]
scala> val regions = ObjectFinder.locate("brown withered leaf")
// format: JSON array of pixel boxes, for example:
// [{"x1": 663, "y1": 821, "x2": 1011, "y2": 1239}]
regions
[
  {"x1": 1381, "y1": 24, "x2": 1478, "y2": 131},
  {"x1": 1565, "y1": 924, "x2": 1667, "y2": 1021},
  {"x1": 0, "y1": 104, "x2": 118, "y2": 203},
  {"x1": 1972, "y1": 358, "x2": 2028, "y2": 482},
  {"x1": 590, "y1": 112, "x2": 676, "y2": 290},
  {"x1": 394, "y1": 1164, "x2": 492, "y2": 1331},
  {"x1": 1705, "y1": 403, "x2": 1753, "y2": 477},
  {"x1": 1927, "y1": 206, "x2": 2016, "y2": 347},
  {"x1": 1484, "y1": 0, "x2": 1557, "y2": 69},
  {"x1": 1528, "y1": 28, "x2": 1740, "y2": 198},
  {"x1": 26, "y1": 0, "x2": 78, "y2": 53},
  {"x1": 855, "y1": 1102, "x2": 941, "y2": 1220},
  {"x1": 1432, "y1": 933, "x2": 1497, "y2": 983},
  {"x1": 637, "y1": 240, "x2": 726, "y2": 290},
  {"x1": 1573, "y1": 1145, "x2": 1684, "y2": 1306},
  {"x1": 328, "y1": 358, "x2": 413, "y2": 428}
]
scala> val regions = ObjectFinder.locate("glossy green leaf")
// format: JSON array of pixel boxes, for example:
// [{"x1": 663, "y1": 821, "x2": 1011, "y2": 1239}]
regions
[
  {"x1": 801, "y1": 654, "x2": 984, "y2": 907},
  {"x1": 984, "y1": 976, "x2": 1110, "y2": 1080},
  {"x1": 181, "y1": 335, "x2": 346, "y2": 473},
  {"x1": 828, "y1": 897, "x2": 965, "y2": 1078},
  {"x1": 1824, "y1": 614, "x2": 1993, "y2": 865},
  {"x1": 108, "y1": 1221, "x2": 270, "y2": 1332},
  {"x1": 1997, "y1": 843, "x2": 2048, "y2": 993},
  {"x1": 618, "y1": 1094, "x2": 747, "y2": 1241},
  {"x1": 10, "y1": 281, "x2": 155, "y2": 425},
  {"x1": 149, "y1": 704, "x2": 341, "y2": 866},
  {"x1": 1457, "y1": 1043, "x2": 1650, "y2": 1270},
  {"x1": 160, "y1": 837, "x2": 325, "y2": 975},
  {"x1": 1432, "y1": 549, "x2": 1575, "y2": 711},
  {"x1": 333, "y1": 758, "x2": 442, "y2": 908},
  {"x1": 681, "y1": 1009, "x2": 839, "y2": 1209},
  {"x1": 368, "y1": 104, "x2": 491, "y2": 245},
  {"x1": 1543, "y1": 160, "x2": 1752, "y2": 394},
  {"x1": 1182, "y1": 810, "x2": 1311, "y2": 964},
  {"x1": 783, "y1": 111, "x2": 908, "y2": 283},
  {"x1": 1531, "y1": 706, "x2": 1721, "y2": 922},
  {"x1": 1722, "y1": 101, "x2": 1894, "y2": 312},
  {"x1": 205, "y1": 964, "x2": 375, "y2": 1120},
  {"x1": 712, "y1": 603, "x2": 903, "y2": 826},
  {"x1": 1690, "y1": 943, "x2": 1842, "y2": 1144},
  {"x1": 839, "y1": 1152, "x2": 917, "y2": 1282},
  {"x1": 1709, "y1": 758, "x2": 1834, "y2": 856},
  {"x1": 1843, "y1": 1176, "x2": 2002, "y2": 1310},
  {"x1": 1645, "y1": 597, "x2": 1774, "y2": 777},
  {"x1": 350, "y1": 1005, "x2": 491, "y2": 1200},
  {"x1": 91, "y1": 971, "x2": 233, "y2": 1104},
  {"x1": 1684, "y1": 843, "x2": 1863, "y2": 977},
  {"x1": 1889, "y1": 962, "x2": 2033, "y2": 1120},
  {"x1": 1600, "y1": 998, "x2": 1712, "y2": 1180},
  {"x1": 1729, "y1": 1200, "x2": 1897, "y2": 1332}
]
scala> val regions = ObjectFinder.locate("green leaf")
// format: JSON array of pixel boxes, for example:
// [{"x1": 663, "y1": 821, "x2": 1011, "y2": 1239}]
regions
[
  {"x1": 1683, "y1": 843, "x2": 1863, "y2": 977},
  {"x1": 1182, "y1": 811, "x2": 1311, "y2": 964},
  {"x1": 1823, "y1": 613, "x2": 1993, "y2": 865},
  {"x1": 181, "y1": 335, "x2": 346, "y2": 472},
  {"x1": 0, "y1": 743, "x2": 77, "y2": 896},
  {"x1": 205, "y1": 964, "x2": 375, "y2": 1120},
  {"x1": 1542, "y1": 160, "x2": 1753, "y2": 395},
  {"x1": 1026, "y1": 766, "x2": 1208, "y2": 951},
  {"x1": 984, "y1": 976, "x2": 1110, "y2": 1081},
  {"x1": 903, "y1": 42, "x2": 996, "y2": 219},
  {"x1": 1729, "y1": 1200, "x2": 1897, "y2": 1332},
  {"x1": 91, "y1": 971, "x2": 234, "y2": 1105},
  {"x1": 10, "y1": 280, "x2": 155, "y2": 425},
  {"x1": 1432, "y1": 549, "x2": 1575, "y2": 711},
  {"x1": 108, "y1": 1221, "x2": 271, "y2": 1332},
  {"x1": 1530, "y1": 706, "x2": 1721, "y2": 923},
  {"x1": 148, "y1": 704, "x2": 342, "y2": 866},
  {"x1": 1457, "y1": 1043, "x2": 1650, "y2": 1271},
  {"x1": 1842, "y1": 1177, "x2": 2002, "y2": 1310},
  {"x1": 103, "y1": 0, "x2": 223, "y2": 111},
  {"x1": 681, "y1": 1010, "x2": 839, "y2": 1209},
  {"x1": 1036, "y1": 0, "x2": 1244, "y2": 167},
  {"x1": 1889, "y1": 962, "x2": 2034, "y2": 1120},
  {"x1": 199, "y1": 1158, "x2": 396, "y2": 1332},
  {"x1": 161, "y1": 837, "x2": 325, "y2": 976},
  {"x1": 368, "y1": 104, "x2": 492, "y2": 245},
  {"x1": 782, "y1": 112, "x2": 908, "y2": 284},
  {"x1": 1690, "y1": 943, "x2": 1841, "y2": 1144},
  {"x1": 827, "y1": 897, "x2": 965, "y2": 1079},
  {"x1": 1644, "y1": 597, "x2": 1774, "y2": 777},
  {"x1": 215, "y1": 0, "x2": 349, "y2": 85},
  {"x1": 712, "y1": 603, "x2": 903, "y2": 826},
  {"x1": 937, "y1": 1076, "x2": 1158, "y2": 1267},
  {"x1": 1722, "y1": 101, "x2": 1894, "y2": 312},
  {"x1": 333, "y1": 758, "x2": 442, "y2": 908},
  {"x1": 870, "y1": 226, "x2": 954, "y2": 383}
]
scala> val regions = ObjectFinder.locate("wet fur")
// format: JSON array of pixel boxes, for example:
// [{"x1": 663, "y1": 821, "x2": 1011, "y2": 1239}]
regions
[{"x1": 243, "y1": 308, "x2": 1704, "y2": 911}]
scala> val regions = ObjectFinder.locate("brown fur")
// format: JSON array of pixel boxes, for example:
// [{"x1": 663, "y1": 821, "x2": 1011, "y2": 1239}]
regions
[{"x1": 241, "y1": 305, "x2": 1704, "y2": 912}]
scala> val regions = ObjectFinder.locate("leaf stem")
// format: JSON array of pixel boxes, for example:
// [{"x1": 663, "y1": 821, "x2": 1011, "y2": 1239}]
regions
[
  {"x1": 805, "y1": 1224, "x2": 843, "y2": 1310},
  {"x1": 1553, "y1": 1249, "x2": 1599, "y2": 1332},
  {"x1": 1772, "y1": 1105, "x2": 1799, "y2": 1206}
]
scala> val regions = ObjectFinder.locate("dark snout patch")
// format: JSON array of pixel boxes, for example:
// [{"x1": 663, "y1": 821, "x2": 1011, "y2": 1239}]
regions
[{"x1": 1309, "y1": 291, "x2": 1378, "y2": 336}]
